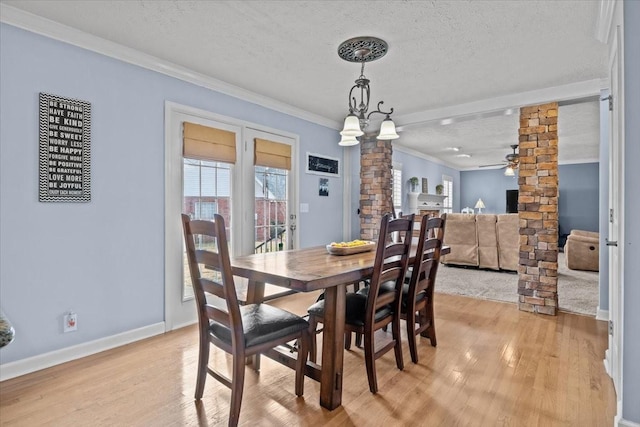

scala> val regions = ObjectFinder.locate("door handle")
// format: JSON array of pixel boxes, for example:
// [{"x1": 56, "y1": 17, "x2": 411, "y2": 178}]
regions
[{"x1": 606, "y1": 239, "x2": 618, "y2": 247}]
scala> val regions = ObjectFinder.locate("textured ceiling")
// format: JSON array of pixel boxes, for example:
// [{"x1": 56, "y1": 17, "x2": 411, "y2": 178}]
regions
[{"x1": 2, "y1": 0, "x2": 608, "y2": 168}]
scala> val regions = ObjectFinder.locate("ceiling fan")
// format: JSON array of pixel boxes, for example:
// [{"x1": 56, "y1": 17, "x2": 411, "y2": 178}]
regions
[{"x1": 479, "y1": 144, "x2": 520, "y2": 169}]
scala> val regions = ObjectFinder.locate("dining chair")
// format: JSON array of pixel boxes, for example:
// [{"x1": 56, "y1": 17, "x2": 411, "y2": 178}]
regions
[
  {"x1": 307, "y1": 213, "x2": 414, "y2": 393},
  {"x1": 182, "y1": 214, "x2": 309, "y2": 427},
  {"x1": 396, "y1": 215, "x2": 445, "y2": 363}
]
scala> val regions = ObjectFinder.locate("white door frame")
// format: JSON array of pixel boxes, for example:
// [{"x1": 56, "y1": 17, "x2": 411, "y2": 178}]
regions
[
  {"x1": 164, "y1": 101, "x2": 300, "y2": 331},
  {"x1": 606, "y1": 25, "x2": 625, "y2": 412}
]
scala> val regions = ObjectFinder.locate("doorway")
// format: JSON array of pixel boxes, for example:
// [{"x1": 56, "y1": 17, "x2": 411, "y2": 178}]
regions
[{"x1": 164, "y1": 102, "x2": 299, "y2": 331}]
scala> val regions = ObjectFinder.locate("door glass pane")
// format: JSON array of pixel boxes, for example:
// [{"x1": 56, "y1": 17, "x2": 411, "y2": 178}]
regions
[
  {"x1": 254, "y1": 165, "x2": 288, "y2": 254},
  {"x1": 183, "y1": 158, "x2": 232, "y2": 300}
]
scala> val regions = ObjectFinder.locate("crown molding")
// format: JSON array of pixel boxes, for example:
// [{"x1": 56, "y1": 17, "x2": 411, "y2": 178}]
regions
[
  {"x1": 596, "y1": 0, "x2": 616, "y2": 43},
  {"x1": 0, "y1": 4, "x2": 341, "y2": 130},
  {"x1": 558, "y1": 158, "x2": 600, "y2": 166},
  {"x1": 395, "y1": 79, "x2": 605, "y2": 131},
  {"x1": 393, "y1": 144, "x2": 458, "y2": 170}
]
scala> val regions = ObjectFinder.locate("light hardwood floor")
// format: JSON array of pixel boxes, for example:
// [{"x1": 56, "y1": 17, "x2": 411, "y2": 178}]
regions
[{"x1": 0, "y1": 292, "x2": 616, "y2": 426}]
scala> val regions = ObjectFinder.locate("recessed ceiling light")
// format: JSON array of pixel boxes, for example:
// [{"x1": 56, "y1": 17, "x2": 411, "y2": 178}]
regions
[
  {"x1": 504, "y1": 108, "x2": 515, "y2": 116},
  {"x1": 445, "y1": 147, "x2": 460, "y2": 152},
  {"x1": 440, "y1": 118, "x2": 454, "y2": 125},
  {"x1": 455, "y1": 154, "x2": 472, "y2": 158}
]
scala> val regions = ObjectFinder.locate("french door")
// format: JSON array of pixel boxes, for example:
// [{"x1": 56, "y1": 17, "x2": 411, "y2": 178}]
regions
[
  {"x1": 164, "y1": 103, "x2": 298, "y2": 330},
  {"x1": 245, "y1": 128, "x2": 298, "y2": 299}
]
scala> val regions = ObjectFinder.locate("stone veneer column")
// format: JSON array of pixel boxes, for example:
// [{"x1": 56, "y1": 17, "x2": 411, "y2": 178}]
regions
[
  {"x1": 517, "y1": 103, "x2": 559, "y2": 315},
  {"x1": 360, "y1": 136, "x2": 393, "y2": 241}
]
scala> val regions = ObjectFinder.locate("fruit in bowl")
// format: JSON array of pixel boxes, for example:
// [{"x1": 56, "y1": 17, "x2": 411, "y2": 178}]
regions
[
  {"x1": 326, "y1": 240, "x2": 375, "y2": 255},
  {"x1": 329, "y1": 240, "x2": 370, "y2": 248}
]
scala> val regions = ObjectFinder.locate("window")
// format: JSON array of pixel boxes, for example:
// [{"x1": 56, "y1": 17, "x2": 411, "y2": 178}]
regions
[
  {"x1": 183, "y1": 159, "x2": 231, "y2": 221},
  {"x1": 254, "y1": 165, "x2": 288, "y2": 253},
  {"x1": 194, "y1": 201, "x2": 218, "y2": 220},
  {"x1": 181, "y1": 121, "x2": 237, "y2": 300},
  {"x1": 442, "y1": 174, "x2": 453, "y2": 214},
  {"x1": 253, "y1": 138, "x2": 292, "y2": 254},
  {"x1": 392, "y1": 163, "x2": 402, "y2": 213},
  {"x1": 183, "y1": 158, "x2": 232, "y2": 298}
]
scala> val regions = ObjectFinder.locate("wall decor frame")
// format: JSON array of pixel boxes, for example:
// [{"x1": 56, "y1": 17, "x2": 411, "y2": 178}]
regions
[
  {"x1": 319, "y1": 178, "x2": 329, "y2": 196},
  {"x1": 306, "y1": 152, "x2": 340, "y2": 177},
  {"x1": 38, "y1": 93, "x2": 91, "y2": 202}
]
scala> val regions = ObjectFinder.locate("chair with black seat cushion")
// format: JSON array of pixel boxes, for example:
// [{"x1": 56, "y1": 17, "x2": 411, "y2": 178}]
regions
[
  {"x1": 400, "y1": 215, "x2": 445, "y2": 363},
  {"x1": 307, "y1": 213, "x2": 414, "y2": 393},
  {"x1": 182, "y1": 214, "x2": 309, "y2": 427}
]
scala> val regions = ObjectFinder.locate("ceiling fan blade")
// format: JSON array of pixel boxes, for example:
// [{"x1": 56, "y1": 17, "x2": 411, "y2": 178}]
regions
[{"x1": 479, "y1": 163, "x2": 507, "y2": 168}]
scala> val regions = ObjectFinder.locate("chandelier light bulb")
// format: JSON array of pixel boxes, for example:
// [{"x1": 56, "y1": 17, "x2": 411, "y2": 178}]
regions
[
  {"x1": 340, "y1": 114, "x2": 364, "y2": 137},
  {"x1": 338, "y1": 134, "x2": 359, "y2": 146},
  {"x1": 377, "y1": 117, "x2": 399, "y2": 140}
]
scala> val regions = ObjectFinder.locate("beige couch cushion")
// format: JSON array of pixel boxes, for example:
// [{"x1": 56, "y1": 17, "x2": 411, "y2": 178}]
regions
[
  {"x1": 497, "y1": 214, "x2": 519, "y2": 271},
  {"x1": 442, "y1": 213, "x2": 478, "y2": 266},
  {"x1": 565, "y1": 230, "x2": 599, "y2": 271},
  {"x1": 476, "y1": 214, "x2": 499, "y2": 270}
]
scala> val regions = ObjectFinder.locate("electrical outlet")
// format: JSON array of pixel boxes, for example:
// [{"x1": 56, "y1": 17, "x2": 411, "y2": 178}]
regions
[{"x1": 63, "y1": 312, "x2": 78, "y2": 333}]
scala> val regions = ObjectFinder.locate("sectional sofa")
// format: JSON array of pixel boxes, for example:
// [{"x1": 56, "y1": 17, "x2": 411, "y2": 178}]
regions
[
  {"x1": 441, "y1": 213, "x2": 519, "y2": 271},
  {"x1": 564, "y1": 229, "x2": 599, "y2": 271}
]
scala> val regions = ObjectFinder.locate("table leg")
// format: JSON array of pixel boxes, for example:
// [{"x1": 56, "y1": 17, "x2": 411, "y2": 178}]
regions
[
  {"x1": 245, "y1": 279, "x2": 265, "y2": 370},
  {"x1": 245, "y1": 279, "x2": 265, "y2": 304},
  {"x1": 319, "y1": 283, "x2": 346, "y2": 410}
]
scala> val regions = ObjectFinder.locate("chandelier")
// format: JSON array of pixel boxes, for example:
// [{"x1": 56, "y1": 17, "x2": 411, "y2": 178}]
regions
[{"x1": 337, "y1": 37, "x2": 399, "y2": 146}]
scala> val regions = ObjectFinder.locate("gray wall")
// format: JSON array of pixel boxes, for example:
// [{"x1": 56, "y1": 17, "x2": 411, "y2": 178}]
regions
[
  {"x1": 459, "y1": 168, "x2": 518, "y2": 213},
  {"x1": 0, "y1": 23, "x2": 342, "y2": 364},
  {"x1": 460, "y1": 163, "x2": 599, "y2": 235},
  {"x1": 558, "y1": 163, "x2": 599, "y2": 234},
  {"x1": 623, "y1": 0, "x2": 640, "y2": 421}
]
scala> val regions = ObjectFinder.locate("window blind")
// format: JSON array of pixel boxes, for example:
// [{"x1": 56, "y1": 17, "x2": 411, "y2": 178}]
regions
[
  {"x1": 254, "y1": 138, "x2": 291, "y2": 170},
  {"x1": 183, "y1": 122, "x2": 236, "y2": 163}
]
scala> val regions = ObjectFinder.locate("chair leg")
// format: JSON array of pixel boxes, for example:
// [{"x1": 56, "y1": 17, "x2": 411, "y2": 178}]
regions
[
  {"x1": 230, "y1": 352, "x2": 246, "y2": 427},
  {"x1": 392, "y1": 317, "x2": 404, "y2": 371},
  {"x1": 406, "y1": 309, "x2": 419, "y2": 364},
  {"x1": 363, "y1": 328, "x2": 378, "y2": 394},
  {"x1": 423, "y1": 304, "x2": 437, "y2": 347},
  {"x1": 252, "y1": 354, "x2": 261, "y2": 372},
  {"x1": 308, "y1": 316, "x2": 318, "y2": 363},
  {"x1": 295, "y1": 331, "x2": 309, "y2": 396},
  {"x1": 355, "y1": 332, "x2": 363, "y2": 348},
  {"x1": 195, "y1": 334, "x2": 210, "y2": 399},
  {"x1": 344, "y1": 330, "x2": 352, "y2": 350}
]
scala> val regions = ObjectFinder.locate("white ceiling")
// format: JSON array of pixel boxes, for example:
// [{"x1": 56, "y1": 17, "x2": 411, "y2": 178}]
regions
[{"x1": 1, "y1": 0, "x2": 608, "y2": 168}]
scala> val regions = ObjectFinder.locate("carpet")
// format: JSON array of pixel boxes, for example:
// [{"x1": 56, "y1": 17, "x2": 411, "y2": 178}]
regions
[{"x1": 435, "y1": 252, "x2": 599, "y2": 316}]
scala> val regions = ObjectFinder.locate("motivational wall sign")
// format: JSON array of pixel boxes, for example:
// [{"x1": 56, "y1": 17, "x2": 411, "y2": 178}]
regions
[{"x1": 39, "y1": 93, "x2": 91, "y2": 202}]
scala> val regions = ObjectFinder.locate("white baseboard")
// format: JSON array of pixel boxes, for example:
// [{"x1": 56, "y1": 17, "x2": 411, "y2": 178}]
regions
[
  {"x1": 0, "y1": 322, "x2": 165, "y2": 381},
  {"x1": 617, "y1": 417, "x2": 640, "y2": 427},
  {"x1": 597, "y1": 307, "x2": 610, "y2": 321},
  {"x1": 616, "y1": 400, "x2": 640, "y2": 427}
]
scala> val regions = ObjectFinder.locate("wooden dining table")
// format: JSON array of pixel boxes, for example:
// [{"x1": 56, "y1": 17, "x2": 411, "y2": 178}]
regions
[{"x1": 230, "y1": 243, "x2": 449, "y2": 410}]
